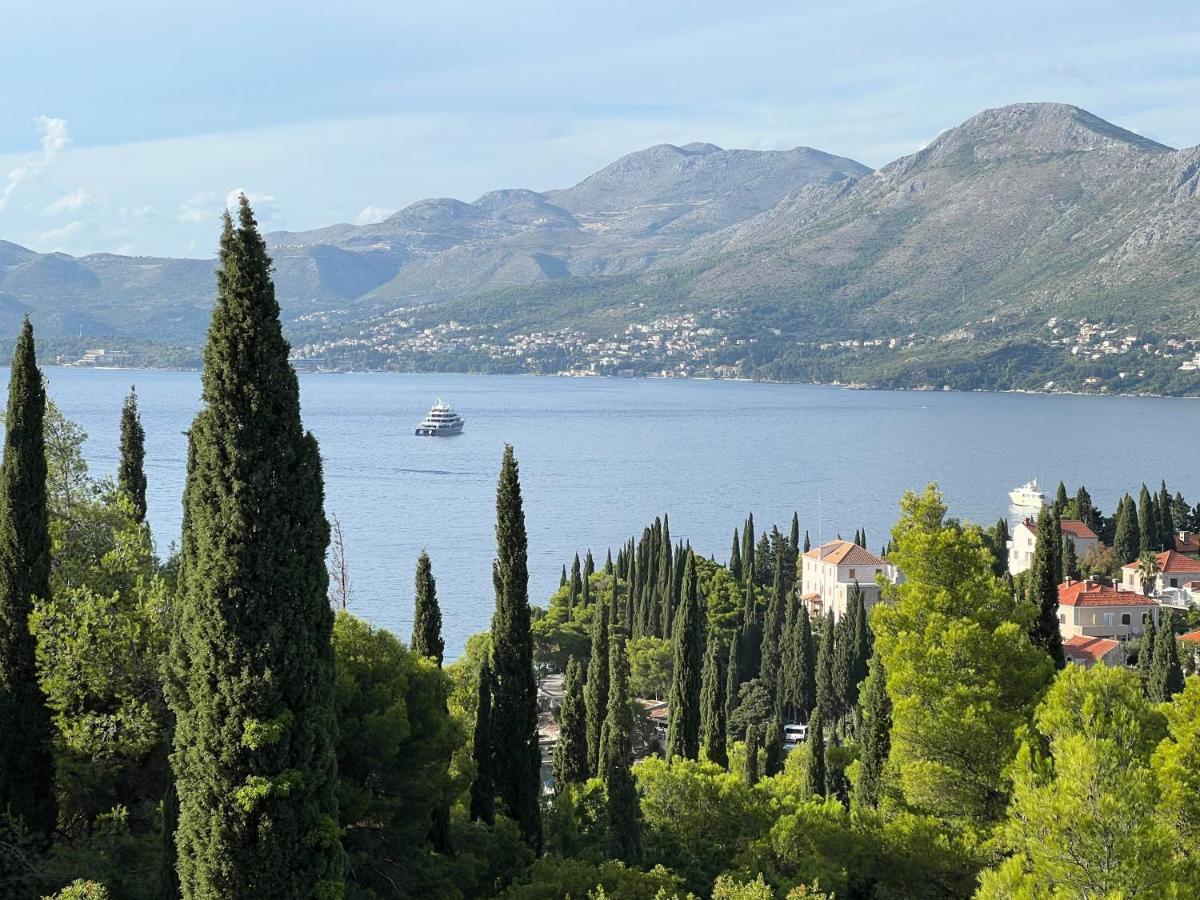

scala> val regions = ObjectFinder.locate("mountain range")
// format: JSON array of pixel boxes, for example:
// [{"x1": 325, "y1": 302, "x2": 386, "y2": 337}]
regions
[{"x1": 3, "y1": 102, "x2": 1199, "y2": 393}]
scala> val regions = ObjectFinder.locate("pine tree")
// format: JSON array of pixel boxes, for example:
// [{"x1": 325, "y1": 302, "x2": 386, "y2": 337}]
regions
[
  {"x1": 412, "y1": 551, "x2": 444, "y2": 666},
  {"x1": 1115, "y1": 494, "x2": 1140, "y2": 565},
  {"x1": 584, "y1": 601, "x2": 611, "y2": 775},
  {"x1": 666, "y1": 552, "x2": 703, "y2": 760},
  {"x1": 804, "y1": 710, "x2": 826, "y2": 798},
  {"x1": 763, "y1": 716, "x2": 784, "y2": 777},
  {"x1": 729, "y1": 529, "x2": 742, "y2": 584},
  {"x1": 601, "y1": 633, "x2": 642, "y2": 865},
  {"x1": 699, "y1": 637, "x2": 727, "y2": 768},
  {"x1": 743, "y1": 725, "x2": 759, "y2": 786},
  {"x1": 470, "y1": 660, "x2": 495, "y2": 825},
  {"x1": 489, "y1": 445, "x2": 542, "y2": 848},
  {"x1": 814, "y1": 612, "x2": 836, "y2": 723},
  {"x1": 553, "y1": 657, "x2": 589, "y2": 790},
  {"x1": 1139, "y1": 484, "x2": 1159, "y2": 554},
  {"x1": 167, "y1": 203, "x2": 344, "y2": 898},
  {"x1": 0, "y1": 318, "x2": 55, "y2": 834},
  {"x1": 1027, "y1": 507, "x2": 1066, "y2": 668},
  {"x1": 117, "y1": 385, "x2": 148, "y2": 522},
  {"x1": 854, "y1": 654, "x2": 891, "y2": 809}
]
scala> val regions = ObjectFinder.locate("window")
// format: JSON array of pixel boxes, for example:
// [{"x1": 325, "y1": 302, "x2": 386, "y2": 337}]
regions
[
  {"x1": 1103, "y1": 613, "x2": 1114, "y2": 627},
  {"x1": 849, "y1": 568, "x2": 856, "y2": 579},
  {"x1": 1121, "y1": 613, "x2": 1131, "y2": 625},
  {"x1": 1058, "y1": 613, "x2": 1065, "y2": 624},
  {"x1": 1170, "y1": 577, "x2": 1179, "y2": 588}
]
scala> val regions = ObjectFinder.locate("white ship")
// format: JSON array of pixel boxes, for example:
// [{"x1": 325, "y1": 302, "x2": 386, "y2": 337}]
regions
[
  {"x1": 1009, "y1": 479, "x2": 1047, "y2": 509},
  {"x1": 415, "y1": 400, "x2": 465, "y2": 436}
]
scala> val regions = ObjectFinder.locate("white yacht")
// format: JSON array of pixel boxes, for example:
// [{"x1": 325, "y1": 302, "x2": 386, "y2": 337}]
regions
[
  {"x1": 1009, "y1": 479, "x2": 1047, "y2": 509},
  {"x1": 415, "y1": 400, "x2": 465, "y2": 436}
]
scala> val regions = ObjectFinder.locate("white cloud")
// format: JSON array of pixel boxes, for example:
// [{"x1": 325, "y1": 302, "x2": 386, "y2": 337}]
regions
[
  {"x1": 35, "y1": 219, "x2": 82, "y2": 247},
  {"x1": 1, "y1": 116, "x2": 69, "y2": 212},
  {"x1": 177, "y1": 190, "x2": 219, "y2": 224},
  {"x1": 354, "y1": 205, "x2": 397, "y2": 225},
  {"x1": 225, "y1": 187, "x2": 280, "y2": 223},
  {"x1": 44, "y1": 186, "x2": 102, "y2": 215}
]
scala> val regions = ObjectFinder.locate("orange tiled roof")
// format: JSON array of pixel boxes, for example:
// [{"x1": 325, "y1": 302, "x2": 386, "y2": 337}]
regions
[
  {"x1": 1058, "y1": 580, "x2": 1156, "y2": 607},
  {"x1": 803, "y1": 540, "x2": 887, "y2": 568},
  {"x1": 1059, "y1": 519, "x2": 1098, "y2": 540},
  {"x1": 1175, "y1": 533, "x2": 1200, "y2": 554},
  {"x1": 1121, "y1": 550, "x2": 1200, "y2": 574},
  {"x1": 1178, "y1": 630, "x2": 1200, "y2": 644},
  {"x1": 1064, "y1": 635, "x2": 1120, "y2": 663}
]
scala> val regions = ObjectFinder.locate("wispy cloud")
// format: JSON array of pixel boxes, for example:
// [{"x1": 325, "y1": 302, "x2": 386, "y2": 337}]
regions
[
  {"x1": 354, "y1": 205, "x2": 396, "y2": 225},
  {"x1": 44, "y1": 186, "x2": 103, "y2": 215},
  {"x1": 35, "y1": 219, "x2": 82, "y2": 248},
  {"x1": 1, "y1": 116, "x2": 69, "y2": 212},
  {"x1": 177, "y1": 190, "x2": 218, "y2": 224}
]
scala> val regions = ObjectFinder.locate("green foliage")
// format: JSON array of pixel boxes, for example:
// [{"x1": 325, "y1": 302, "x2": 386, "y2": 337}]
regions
[
  {"x1": 553, "y1": 658, "x2": 589, "y2": 790},
  {"x1": 1152, "y1": 676, "x2": 1200, "y2": 848},
  {"x1": 47, "y1": 879, "x2": 111, "y2": 899},
  {"x1": 667, "y1": 552, "x2": 703, "y2": 761},
  {"x1": 0, "y1": 318, "x2": 55, "y2": 834},
  {"x1": 411, "y1": 551, "x2": 445, "y2": 666},
  {"x1": 470, "y1": 659, "x2": 495, "y2": 825},
  {"x1": 331, "y1": 612, "x2": 459, "y2": 897},
  {"x1": 584, "y1": 602, "x2": 611, "y2": 776},
  {"x1": 627, "y1": 636, "x2": 671, "y2": 700},
  {"x1": 489, "y1": 444, "x2": 542, "y2": 849},
  {"x1": 116, "y1": 388, "x2": 147, "y2": 523},
  {"x1": 699, "y1": 636, "x2": 728, "y2": 768},
  {"x1": 497, "y1": 856, "x2": 685, "y2": 900},
  {"x1": 166, "y1": 201, "x2": 344, "y2": 897},
  {"x1": 1026, "y1": 506, "x2": 1065, "y2": 668},
  {"x1": 852, "y1": 654, "x2": 890, "y2": 810},
  {"x1": 601, "y1": 634, "x2": 642, "y2": 865},
  {"x1": 872, "y1": 485, "x2": 1053, "y2": 829}
]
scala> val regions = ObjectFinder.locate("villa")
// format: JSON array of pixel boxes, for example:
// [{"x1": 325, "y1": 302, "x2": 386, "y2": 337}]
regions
[
  {"x1": 1119, "y1": 550, "x2": 1200, "y2": 595},
  {"x1": 1008, "y1": 517, "x2": 1099, "y2": 576},
  {"x1": 800, "y1": 540, "x2": 900, "y2": 622},
  {"x1": 1057, "y1": 578, "x2": 1159, "y2": 640}
]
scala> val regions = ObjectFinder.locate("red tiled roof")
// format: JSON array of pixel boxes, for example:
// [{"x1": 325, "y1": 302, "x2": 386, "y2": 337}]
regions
[
  {"x1": 1058, "y1": 580, "x2": 1156, "y2": 607},
  {"x1": 1064, "y1": 635, "x2": 1120, "y2": 663},
  {"x1": 1059, "y1": 519, "x2": 1098, "y2": 540},
  {"x1": 1175, "y1": 533, "x2": 1200, "y2": 554},
  {"x1": 803, "y1": 540, "x2": 887, "y2": 568},
  {"x1": 1179, "y1": 630, "x2": 1200, "y2": 644},
  {"x1": 1121, "y1": 550, "x2": 1200, "y2": 574}
]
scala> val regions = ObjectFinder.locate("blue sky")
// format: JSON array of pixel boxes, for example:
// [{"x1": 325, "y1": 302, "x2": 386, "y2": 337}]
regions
[{"x1": 1, "y1": 0, "x2": 1198, "y2": 257}]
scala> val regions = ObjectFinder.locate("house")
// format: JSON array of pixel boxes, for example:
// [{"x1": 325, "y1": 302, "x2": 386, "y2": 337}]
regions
[
  {"x1": 1174, "y1": 531, "x2": 1200, "y2": 554},
  {"x1": 1063, "y1": 635, "x2": 1125, "y2": 668},
  {"x1": 800, "y1": 540, "x2": 900, "y2": 622},
  {"x1": 1119, "y1": 550, "x2": 1200, "y2": 595},
  {"x1": 1008, "y1": 518, "x2": 1100, "y2": 576},
  {"x1": 1058, "y1": 578, "x2": 1159, "y2": 640},
  {"x1": 1178, "y1": 630, "x2": 1200, "y2": 667}
]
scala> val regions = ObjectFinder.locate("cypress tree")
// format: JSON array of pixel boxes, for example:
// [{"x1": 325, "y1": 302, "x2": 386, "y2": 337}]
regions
[
  {"x1": 743, "y1": 514, "x2": 755, "y2": 584},
  {"x1": 1054, "y1": 480, "x2": 1069, "y2": 513},
  {"x1": 1115, "y1": 494, "x2": 1140, "y2": 565},
  {"x1": 167, "y1": 202, "x2": 343, "y2": 898},
  {"x1": 803, "y1": 530, "x2": 811, "y2": 553},
  {"x1": 412, "y1": 551, "x2": 444, "y2": 666},
  {"x1": 600, "y1": 633, "x2": 642, "y2": 865},
  {"x1": 854, "y1": 654, "x2": 890, "y2": 809},
  {"x1": 1075, "y1": 485, "x2": 1096, "y2": 532},
  {"x1": 1027, "y1": 506, "x2": 1066, "y2": 669},
  {"x1": 118, "y1": 384, "x2": 148, "y2": 522},
  {"x1": 1149, "y1": 620, "x2": 1185, "y2": 702},
  {"x1": 814, "y1": 612, "x2": 836, "y2": 723},
  {"x1": 0, "y1": 317, "x2": 54, "y2": 834},
  {"x1": 759, "y1": 552, "x2": 787, "y2": 688},
  {"x1": 582, "y1": 560, "x2": 591, "y2": 610},
  {"x1": 729, "y1": 528, "x2": 742, "y2": 584},
  {"x1": 1138, "y1": 484, "x2": 1159, "y2": 554},
  {"x1": 1158, "y1": 480, "x2": 1175, "y2": 549},
  {"x1": 805, "y1": 710, "x2": 826, "y2": 798},
  {"x1": 666, "y1": 552, "x2": 702, "y2": 760},
  {"x1": 657, "y1": 537, "x2": 674, "y2": 638},
  {"x1": 1138, "y1": 616, "x2": 1157, "y2": 689},
  {"x1": 796, "y1": 605, "x2": 816, "y2": 722},
  {"x1": 790, "y1": 512, "x2": 800, "y2": 556},
  {"x1": 488, "y1": 445, "x2": 541, "y2": 849},
  {"x1": 584, "y1": 601, "x2": 611, "y2": 775},
  {"x1": 569, "y1": 553, "x2": 582, "y2": 611},
  {"x1": 699, "y1": 637, "x2": 727, "y2": 768},
  {"x1": 724, "y1": 631, "x2": 741, "y2": 742},
  {"x1": 763, "y1": 716, "x2": 784, "y2": 777},
  {"x1": 1061, "y1": 534, "x2": 1079, "y2": 581},
  {"x1": 552, "y1": 657, "x2": 589, "y2": 790},
  {"x1": 832, "y1": 587, "x2": 860, "y2": 721},
  {"x1": 560, "y1": 565, "x2": 567, "y2": 590},
  {"x1": 743, "y1": 725, "x2": 759, "y2": 786},
  {"x1": 470, "y1": 660, "x2": 495, "y2": 825},
  {"x1": 604, "y1": 549, "x2": 613, "y2": 577}
]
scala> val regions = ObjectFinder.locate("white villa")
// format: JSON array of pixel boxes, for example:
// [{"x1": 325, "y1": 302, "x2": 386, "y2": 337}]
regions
[
  {"x1": 1119, "y1": 549, "x2": 1200, "y2": 595},
  {"x1": 1057, "y1": 578, "x2": 1159, "y2": 641},
  {"x1": 800, "y1": 540, "x2": 900, "y2": 622},
  {"x1": 1008, "y1": 518, "x2": 1099, "y2": 576}
]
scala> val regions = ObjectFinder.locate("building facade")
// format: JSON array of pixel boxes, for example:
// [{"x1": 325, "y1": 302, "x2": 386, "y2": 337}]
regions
[{"x1": 800, "y1": 540, "x2": 900, "y2": 622}]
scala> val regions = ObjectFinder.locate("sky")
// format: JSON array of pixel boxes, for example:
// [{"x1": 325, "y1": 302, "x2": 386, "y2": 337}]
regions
[{"x1": 1, "y1": 0, "x2": 1199, "y2": 258}]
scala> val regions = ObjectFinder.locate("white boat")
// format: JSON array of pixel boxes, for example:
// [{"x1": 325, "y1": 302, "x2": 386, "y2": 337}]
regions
[
  {"x1": 415, "y1": 400, "x2": 465, "y2": 436},
  {"x1": 1009, "y1": 479, "x2": 1047, "y2": 509}
]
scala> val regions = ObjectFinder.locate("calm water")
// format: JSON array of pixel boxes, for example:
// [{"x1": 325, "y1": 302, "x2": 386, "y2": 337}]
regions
[{"x1": 37, "y1": 368, "x2": 1200, "y2": 657}]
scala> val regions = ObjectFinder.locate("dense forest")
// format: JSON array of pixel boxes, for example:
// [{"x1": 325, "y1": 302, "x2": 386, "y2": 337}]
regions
[{"x1": 2, "y1": 200, "x2": 1199, "y2": 899}]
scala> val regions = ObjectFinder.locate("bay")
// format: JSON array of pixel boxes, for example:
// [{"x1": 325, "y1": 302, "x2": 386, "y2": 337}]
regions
[{"x1": 39, "y1": 367, "x2": 1199, "y2": 657}]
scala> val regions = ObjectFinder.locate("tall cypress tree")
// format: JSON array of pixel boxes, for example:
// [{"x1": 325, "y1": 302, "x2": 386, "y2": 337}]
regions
[
  {"x1": 488, "y1": 445, "x2": 541, "y2": 848},
  {"x1": 796, "y1": 605, "x2": 816, "y2": 723},
  {"x1": 568, "y1": 553, "x2": 582, "y2": 611},
  {"x1": 1027, "y1": 507, "x2": 1066, "y2": 669},
  {"x1": 743, "y1": 725, "x2": 759, "y2": 786},
  {"x1": 724, "y1": 631, "x2": 741, "y2": 743},
  {"x1": 854, "y1": 654, "x2": 891, "y2": 809},
  {"x1": 1149, "y1": 621, "x2": 1185, "y2": 702},
  {"x1": 1115, "y1": 494, "x2": 1140, "y2": 565},
  {"x1": 699, "y1": 636, "x2": 727, "y2": 768},
  {"x1": 552, "y1": 657, "x2": 589, "y2": 790},
  {"x1": 118, "y1": 384, "x2": 148, "y2": 522},
  {"x1": 790, "y1": 512, "x2": 800, "y2": 556},
  {"x1": 1061, "y1": 534, "x2": 1079, "y2": 582},
  {"x1": 763, "y1": 716, "x2": 784, "y2": 777},
  {"x1": 600, "y1": 633, "x2": 642, "y2": 865},
  {"x1": 805, "y1": 710, "x2": 826, "y2": 798},
  {"x1": 729, "y1": 529, "x2": 742, "y2": 584},
  {"x1": 1054, "y1": 480, "x2": 1069, "y2": 513},
  {"x1": 1138, "y1": 616, "x2": 1157, "y2": 690},
  {"x1": 814, "y1": 612, "x2": 836, "y2": 723},
  {"x1": 167, "y1": 203, "x2": 343, "y2": 897},
  {"x1": 666, "y1": 552, "x2": 703, "y2": 760},
  {"x1": 0, "y1": 318, "x2": 54, "y2": 834},
  {"x1": 743, "y1": 514, "x2": 755, "y2": 585},
  {"x1": 584, "y1": 601, "x2": 611, "y2": 775},
  {"x1": 470, "y1": 660, "x2": 495, "y2": 825},
  {"x1": 412, "y1": 551, "x2": 444, "y2": 666},
  {"x1": 803, "y1": 530, "x2": 811, "y2": 553},
  {"x1": 759, "y1": 553, "x2": 787, "y2": 688},
  {"x1": 1138, "y1": 484, "x2": 1159, "y2": 554},
  {"x1": 1158, "y1": 480, "x2": 1175, "y2": 550},
  {"x1": 831, "y1": 587, "x2": 860, "y2": 722}
]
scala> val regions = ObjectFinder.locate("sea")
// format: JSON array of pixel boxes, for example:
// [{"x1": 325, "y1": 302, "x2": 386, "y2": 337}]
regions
[{"x1": 38, "y1": 367, "x2": 1200, "y2": 658}]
